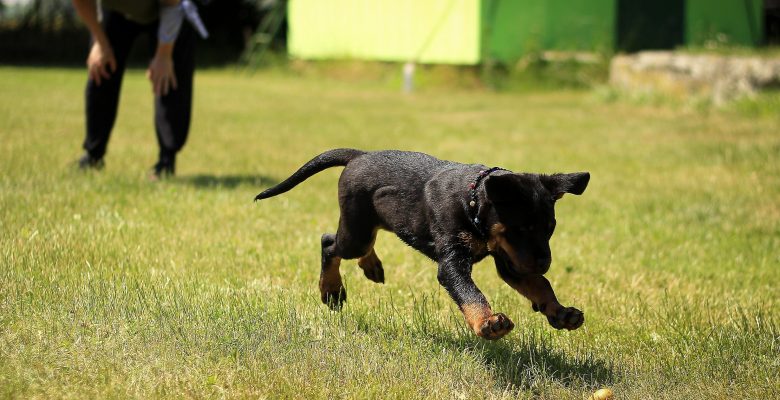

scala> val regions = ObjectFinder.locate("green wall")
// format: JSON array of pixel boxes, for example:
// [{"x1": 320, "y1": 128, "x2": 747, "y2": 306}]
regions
[
  {"x1": 288, "y1": 0, "x2": 766, "y2": 66},
  {"x1": 545, "y1": 0, "x2": 615, "y2": 52},
  {"x1": 482, "y1": 0, "x2": 615, "y2": 63},
  {"x1": 686, "y1": 0, "x2": 764, "y2": 46}
]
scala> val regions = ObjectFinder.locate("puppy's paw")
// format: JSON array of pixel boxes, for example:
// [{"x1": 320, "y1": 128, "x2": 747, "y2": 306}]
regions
[
  {"x1": 358, "y1": 251, "x2": 385, "y2": 284},
  {"x1": 320, "y1": 287, "x2": 347, "y2": 311},
  {"x1": 361, "y1": 266, "x2": 385, "y2": 284},
  {"x1": 477, "y1": 313, "x2": 515, "y2": 340},
  {"x1": 546, "y1": 306, "x2": 584, "y2": 330}
]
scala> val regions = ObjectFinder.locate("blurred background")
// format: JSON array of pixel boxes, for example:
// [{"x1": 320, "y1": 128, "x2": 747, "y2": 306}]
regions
[
  {"x1": 1, "y1": 0, "x2": 777, "y2": 71},
  {"x1": 0, "y1": 0, "x2": 282, "y2": 65}
]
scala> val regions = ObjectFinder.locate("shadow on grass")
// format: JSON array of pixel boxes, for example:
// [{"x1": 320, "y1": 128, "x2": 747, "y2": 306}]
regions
[
  {"x1": 176, "y1": 174, "x2": 279, "y2": 190},
  {"x1": 437, "y1": 330, "x2": 617, "y2": 391},
  {"x1": 354, "y1": 294, "x2": 617, "y2": 391},
  {"x1": 353, "y1": 296, "x2": 617, "y2": 391},
  {"x1": 495, "y1": 336, "x2": 613, "y2": 388}
]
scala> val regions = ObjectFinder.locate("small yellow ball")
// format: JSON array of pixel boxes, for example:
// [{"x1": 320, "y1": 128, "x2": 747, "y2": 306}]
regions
[{"x1": 588, "y1": 388, "x2": 614, "y2": 400}]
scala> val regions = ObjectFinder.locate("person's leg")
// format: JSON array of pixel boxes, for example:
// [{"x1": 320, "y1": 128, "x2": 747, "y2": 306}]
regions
[
  {"x1": 151, "y1": 24, "x2": 195, "y2": 176},
  {"x1": 82, "y1": 10, "x2": 140, "y2": 164}
]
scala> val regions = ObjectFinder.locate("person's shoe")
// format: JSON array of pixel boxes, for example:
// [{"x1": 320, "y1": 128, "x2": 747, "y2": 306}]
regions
[
  {"x1": 77, "y1": 153, "x2": 104, "y2": 170},
  {"x1": 150, "y1": 160, "x2": 175, "y2": 181}
]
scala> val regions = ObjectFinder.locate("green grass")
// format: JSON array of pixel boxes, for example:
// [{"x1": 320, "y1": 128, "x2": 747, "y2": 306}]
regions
[{"x1": 1, "y1": 66, "x2": 779, "y2": 399}]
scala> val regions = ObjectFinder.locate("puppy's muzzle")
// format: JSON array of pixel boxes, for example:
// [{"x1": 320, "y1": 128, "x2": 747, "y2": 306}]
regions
[{"x1": 497, "y1": 248, "x2": 550, "y2": 275}]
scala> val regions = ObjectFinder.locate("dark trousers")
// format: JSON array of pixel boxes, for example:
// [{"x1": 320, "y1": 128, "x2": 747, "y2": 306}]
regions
[{"x1": 83, "y1": 9, "x2": 195, "y2": 164}]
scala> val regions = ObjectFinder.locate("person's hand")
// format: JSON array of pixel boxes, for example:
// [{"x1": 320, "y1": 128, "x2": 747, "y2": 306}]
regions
[
  {"x1": 147, "y1": 52, "x2": 177, "y2": 96},
  {"x1": 87, "y1": 41, "x2": 116, "y2": 86}
]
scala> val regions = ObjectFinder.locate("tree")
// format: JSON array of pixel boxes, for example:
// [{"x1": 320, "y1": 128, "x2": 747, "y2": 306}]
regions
[{"x1": 21, "y1": 0, "x2": 77, "y2": 30}]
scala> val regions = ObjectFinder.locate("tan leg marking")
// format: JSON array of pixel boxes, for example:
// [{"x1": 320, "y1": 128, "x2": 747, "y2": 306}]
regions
[
  {"x1": 461, "y1": 303, "x2": 515, "y2": 340},
  {"x1": 357, "y1": 248, "x2": 384, "y2": 283},
  {"x1": 506, "y1": 274, "x2": 584, "y2": 331},
  {"x1": 319, "y1": 256, "x2": 344, "y2": 307}
]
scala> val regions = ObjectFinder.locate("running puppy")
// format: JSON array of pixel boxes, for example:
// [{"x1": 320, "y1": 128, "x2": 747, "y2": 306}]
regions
[{"x1": 255, "y1": 149, "x2": 590, "y2": 340}]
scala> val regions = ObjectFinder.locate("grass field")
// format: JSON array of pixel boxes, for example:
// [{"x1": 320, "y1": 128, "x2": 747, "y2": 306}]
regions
[{"x1": 1, "y1": 66, "x2": 778, "y2": 399}]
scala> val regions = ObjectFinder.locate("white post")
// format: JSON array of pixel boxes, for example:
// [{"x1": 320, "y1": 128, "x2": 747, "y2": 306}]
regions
[{"x1": 403, "y1": 61, "x2": 416, "y2": 93}]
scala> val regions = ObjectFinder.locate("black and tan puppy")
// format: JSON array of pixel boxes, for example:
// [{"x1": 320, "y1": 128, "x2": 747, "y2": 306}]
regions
[{"x1": 255, "y1": 149, "x2": 590, "y2": 340}]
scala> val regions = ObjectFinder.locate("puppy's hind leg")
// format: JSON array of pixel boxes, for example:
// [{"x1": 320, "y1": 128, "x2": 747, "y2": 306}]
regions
[
  {"x1": 358, "y1": 246, "x2": 385, "y2": 284},
  {"x1": 319, "y1": 225, "x2": 378, "y2": 309},
  {"x1": 320, "y1": 233, "x2": 346, "y2": 310},
  {"x1": 320, "y1": 192, "x2": 381, "y2": 309}
]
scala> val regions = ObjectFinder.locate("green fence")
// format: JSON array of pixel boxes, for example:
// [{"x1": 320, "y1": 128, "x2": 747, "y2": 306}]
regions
[
  {"x1": 482, "y1": 0, "x2": 614, "y2": 63},
  {"x1": 687, "y1": 0, "x2": 764, "y2": 46},
  {"x1": 288, "y1": 0, "x2": 768, "y2": 65}
]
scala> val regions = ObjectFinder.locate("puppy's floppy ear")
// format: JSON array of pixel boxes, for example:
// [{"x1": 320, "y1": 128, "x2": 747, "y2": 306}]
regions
[
  {"x1": 541, "y1": 172, "x2": 590, "y2": 199},
  {"x1": 485, "y1": 174, "x2": 533, "y2": 204}
]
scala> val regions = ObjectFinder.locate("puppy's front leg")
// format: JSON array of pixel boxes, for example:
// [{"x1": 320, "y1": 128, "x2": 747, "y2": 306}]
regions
[
  {"x1": 437, "y1": 252, "x2": 514, "y2": 340},
  {"x1": 495, "y1": 257, "x2": 584, "y2": 330}
]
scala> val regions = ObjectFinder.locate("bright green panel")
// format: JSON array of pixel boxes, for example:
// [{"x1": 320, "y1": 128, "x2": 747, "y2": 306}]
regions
[
  {"x1": 686, "y1": 0, "x2": 764, "y2": 46},
  {"x1": 545, "y1": 0, "x2": 615, "y2": 52},
  {"x1": 288, "y1": 0, "x2": 481, "y2": 64},
  {"x1": 482, "y1": 0, "x2": 546, "y2": 62},
  {"x1": 483, "y1": 0, "x2": 615, "y2": 64}
]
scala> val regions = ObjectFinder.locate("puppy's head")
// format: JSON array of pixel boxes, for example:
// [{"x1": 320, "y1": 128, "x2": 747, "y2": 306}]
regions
[{"x1": 485, "y1": 172, "x2": 589, "y2": 274}]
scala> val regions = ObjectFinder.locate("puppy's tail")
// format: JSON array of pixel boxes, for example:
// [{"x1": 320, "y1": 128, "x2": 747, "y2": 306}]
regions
[{"x1": 255, "y1": 148, "x2": 366, "y2": 201}]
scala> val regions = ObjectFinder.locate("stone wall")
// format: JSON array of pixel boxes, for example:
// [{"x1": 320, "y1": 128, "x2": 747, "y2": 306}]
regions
[{"x1": 610, "y1": 51, "x2": 780, "y2": 104}]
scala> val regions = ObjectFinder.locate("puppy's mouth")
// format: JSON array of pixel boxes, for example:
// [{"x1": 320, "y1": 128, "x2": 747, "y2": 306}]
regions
[{"x1": 489, "y1": 225, "x2": 550, "y2": 274}]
